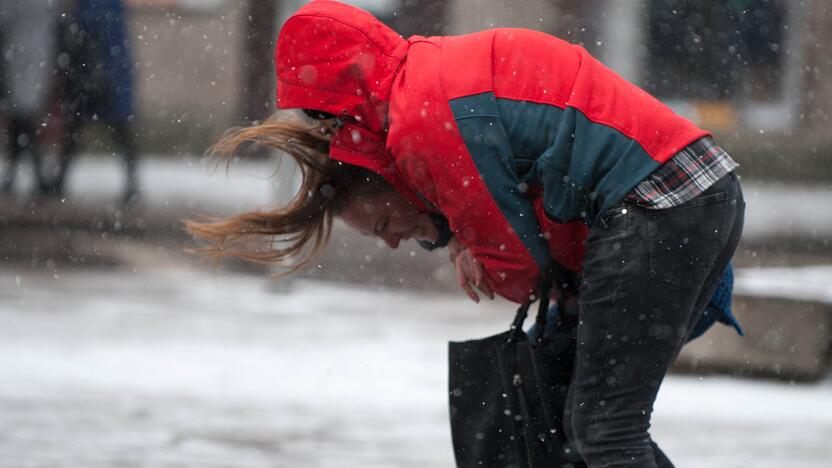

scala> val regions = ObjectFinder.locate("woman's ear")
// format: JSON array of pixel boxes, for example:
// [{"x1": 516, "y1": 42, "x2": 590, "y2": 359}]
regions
[{"x1": 323, "y1": 118, "x2": 345, "y2": 137}]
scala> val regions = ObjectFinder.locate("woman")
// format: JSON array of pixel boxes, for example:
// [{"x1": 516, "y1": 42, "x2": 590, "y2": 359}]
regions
[
  {"x1": 0, "y1": 0, "x2": 57, "y2": 196},
  {"x1": 46, "y1": 0, "x2": 139, "y2": 204},
  {"x1": 188, "y1": 1, "x2": 745, "y2": 466}
]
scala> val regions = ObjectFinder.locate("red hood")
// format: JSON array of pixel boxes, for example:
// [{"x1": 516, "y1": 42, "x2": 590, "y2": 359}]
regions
[{"x1": 275, "y1": 0, "x2": 426, "y2": 209}]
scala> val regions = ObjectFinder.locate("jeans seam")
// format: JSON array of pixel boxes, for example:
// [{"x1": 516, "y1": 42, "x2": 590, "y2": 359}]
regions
[{"x1": 589, "y1": 213, "x2": 628, "y2": 466}]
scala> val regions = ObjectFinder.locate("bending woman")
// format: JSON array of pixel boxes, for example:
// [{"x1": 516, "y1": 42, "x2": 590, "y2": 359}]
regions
[{"x1": 188, "y1": 1, "x2": 745, "y2": 466}]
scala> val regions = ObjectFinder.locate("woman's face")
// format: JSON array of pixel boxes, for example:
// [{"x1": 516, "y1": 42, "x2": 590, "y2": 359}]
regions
[{"x1": 340, "y1": 189, "x2": 439, "y2": 249}]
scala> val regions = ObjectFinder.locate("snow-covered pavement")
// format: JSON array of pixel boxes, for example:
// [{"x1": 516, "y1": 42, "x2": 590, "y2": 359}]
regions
[
  {"x1": 2, "y1": 266, "x2": 831, "y2": 467},
  {"x1": 8, "y1": 153, "x2": 832, "y2": 240}
]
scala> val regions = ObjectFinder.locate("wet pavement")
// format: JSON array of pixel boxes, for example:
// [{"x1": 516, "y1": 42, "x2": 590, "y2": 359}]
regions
[{"x1": 2, "y1": 265, "x2": 832, "y2": 467}]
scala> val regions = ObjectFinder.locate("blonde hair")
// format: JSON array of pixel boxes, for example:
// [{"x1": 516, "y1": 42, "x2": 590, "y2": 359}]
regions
[{"x1": 185, "y1": 111, "x2": 384, "y2": 275}]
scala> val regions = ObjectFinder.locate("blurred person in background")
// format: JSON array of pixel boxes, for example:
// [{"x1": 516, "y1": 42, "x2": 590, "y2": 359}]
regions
[
  {"x1": 0, "y1": 0, "x2": 58, "y2": 197},
  {"x1": 187, "y1": 1, "x2": 745, "y2": 466},
  {"x1": 45, "y1": 0, "x2": 139, "y2": 205}
]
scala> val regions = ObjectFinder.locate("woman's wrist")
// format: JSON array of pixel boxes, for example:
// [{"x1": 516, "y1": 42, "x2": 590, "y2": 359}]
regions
[{"x1": 447, "y1": 236, "x2": 465, "y2": 261}]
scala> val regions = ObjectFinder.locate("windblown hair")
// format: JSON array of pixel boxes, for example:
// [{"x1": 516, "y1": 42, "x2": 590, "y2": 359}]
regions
[{"x1": 185, "y1": 111, "x2": 385, "y2": 275}]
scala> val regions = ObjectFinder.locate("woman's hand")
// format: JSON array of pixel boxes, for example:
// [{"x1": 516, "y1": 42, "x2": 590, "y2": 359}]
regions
[{"x1": 448, "y1": 237, "x2": 494, "y2": 303}]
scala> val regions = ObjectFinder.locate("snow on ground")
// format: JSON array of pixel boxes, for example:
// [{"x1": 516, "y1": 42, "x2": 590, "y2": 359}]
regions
[
  {"x1": 739, "y1": 181, "x2": 832, "y2": 240},
  {"x1": 8, "y1": 154, "x2": 832, "y2": 239},
  {"x1": 2, "y1": 266, "x2": 831, "y2": 467},
  {"x1": 2, "y1": 153, "x2": 281, "y2": 215},
  {"x1": 735, "y1": 265, "x2": 832, "y2": 303}
]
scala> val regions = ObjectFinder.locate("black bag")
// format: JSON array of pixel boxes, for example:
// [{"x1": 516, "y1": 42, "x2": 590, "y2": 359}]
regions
[{"x1": 448, "y1": 276, "x2": 586, "y2": 468}]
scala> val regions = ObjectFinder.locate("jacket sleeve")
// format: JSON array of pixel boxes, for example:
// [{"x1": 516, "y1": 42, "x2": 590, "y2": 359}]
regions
[
  {"x1": 451, "y1": 96, "x2": 557, "y2": 303},
  {"x1": 394, "y1": 96, "x2": 552, "y2": 303},
  {"x1": 387, "y1": 36, "x2": 566, "y2": 303}
]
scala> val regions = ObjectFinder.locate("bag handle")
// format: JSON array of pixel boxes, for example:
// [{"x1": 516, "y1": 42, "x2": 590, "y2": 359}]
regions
[
  {"x1": 509, "y1": 260, "x2": 578, "y2": 344},
  {"x1": 508, "y1": 273, "x2": 552, "y2": 344},
  {"x1": 508, "y1": 301, "x2": 532, "y2": 343},
  {"x1": 530, "y1": 282, "x2": 552, "y2": 345}
]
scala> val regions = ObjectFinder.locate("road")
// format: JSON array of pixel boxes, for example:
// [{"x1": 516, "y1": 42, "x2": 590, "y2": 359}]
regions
[{"x1": 2, "y1": 265, "x2": 831, "y2": 467}]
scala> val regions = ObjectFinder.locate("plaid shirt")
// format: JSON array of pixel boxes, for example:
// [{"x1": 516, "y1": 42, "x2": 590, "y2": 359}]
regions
[{"x1": 625, "y1": 136, "x2": 738, "y2": 209}]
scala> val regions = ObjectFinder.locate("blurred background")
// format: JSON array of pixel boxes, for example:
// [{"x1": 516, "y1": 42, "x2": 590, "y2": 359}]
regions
[{"x1": 1, "y1": 0, "x2": 831, "y2": 466}]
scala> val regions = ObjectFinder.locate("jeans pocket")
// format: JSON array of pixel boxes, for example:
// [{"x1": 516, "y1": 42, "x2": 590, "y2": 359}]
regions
[
  {"x1": 647, "y1": 193, "x2": 730, "y2": 287},
  {"x1": 601, "y1": 203, "x2": 632, "y2": 225},
  {"x1": 672, "y1": 190, "x2": 729, "y2": 210}
]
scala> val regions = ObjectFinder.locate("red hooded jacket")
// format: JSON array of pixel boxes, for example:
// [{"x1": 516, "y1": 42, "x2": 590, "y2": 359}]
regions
[{"x1": 276, "y1": 0, "x2": 708, "y2": 303}]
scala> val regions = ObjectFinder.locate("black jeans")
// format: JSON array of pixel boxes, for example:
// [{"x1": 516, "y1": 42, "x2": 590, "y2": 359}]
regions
[{"x1": 563, "y1": 173, "x2": 745, "y2": 467}]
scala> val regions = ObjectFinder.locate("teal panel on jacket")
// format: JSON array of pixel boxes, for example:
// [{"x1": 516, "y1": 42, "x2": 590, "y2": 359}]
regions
[
  {"x1": 495, "y1": 98, "x2": 661, "y2": 225},
  {"x1": 449, "y1": 93, "x2": 551, "y2": 271},
  {"x1": 496, "y1": 98, "x2": 564, "y2": 177}
]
